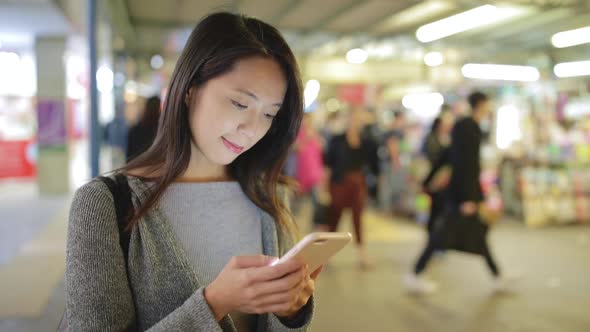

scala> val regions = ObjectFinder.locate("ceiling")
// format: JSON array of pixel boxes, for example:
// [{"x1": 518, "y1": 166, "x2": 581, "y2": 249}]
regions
[
  {"x1": 115, "y1": 0, "x2": 590, "y2": 61},
  {"x1": 0, "y1": 0, "x2": 71, "y2": 50},
  {"x1": 2, "y1": 0, "x2": 588, "y2": 65}
]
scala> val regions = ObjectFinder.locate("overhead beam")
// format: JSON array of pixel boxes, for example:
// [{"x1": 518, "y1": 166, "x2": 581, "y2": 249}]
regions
[
  {"x1": 356, "y1": 0, "x2": 423, "y2": 34},
  {"x1": 271, "y1": 0, "x2": 303, "y2": 24},
  {"x1": 304, "y1": 0, "x2": 366, "y2": 33},
  {"x1": 133, "y1": 18, "x2": 192, "y2": 30},
  {"x1": 107, "y1": 0, "x2": 137, "y2": 49}
]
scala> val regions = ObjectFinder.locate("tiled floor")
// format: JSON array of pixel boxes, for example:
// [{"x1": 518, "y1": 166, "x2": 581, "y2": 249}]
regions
[{"x1": 1, "y1": 191, "x2": 589, "y2": 332}]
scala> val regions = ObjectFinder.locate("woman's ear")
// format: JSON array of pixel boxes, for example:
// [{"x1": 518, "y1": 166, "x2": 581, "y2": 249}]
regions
[{"x1": 185, "y1": 87, "x2": 194, "y2": 108}]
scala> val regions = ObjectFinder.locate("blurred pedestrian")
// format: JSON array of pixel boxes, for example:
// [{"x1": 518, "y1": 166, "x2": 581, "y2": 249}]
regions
[
  {"x1": 406, "y1": 91, "x2": 513, "y2": 294},
  {"x1": 324, "y1": 107, "x2": 376, "y2": 269},
  {"x1": 421, "y1": 107, "x2": 454, "y2": 234},
  {"x1": 379, "y1": 110, "x2": 407, "y2": 215},
  {"x1": 294, "y1": 113, "x2": 326, "y2": 230},
  {"x1": 126, "y1": 96, "x2": 161, "y2": 162}
]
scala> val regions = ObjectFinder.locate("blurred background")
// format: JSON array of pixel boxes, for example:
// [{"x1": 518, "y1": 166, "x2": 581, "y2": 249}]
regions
[{"x1": 1, "y1": 0, "x2": 590, "y2": 331}]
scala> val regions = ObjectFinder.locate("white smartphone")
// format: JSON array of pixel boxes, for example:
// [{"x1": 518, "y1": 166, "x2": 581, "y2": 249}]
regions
[{"x1": 272, "y1": 232, "x2": 352, "y2": 272}]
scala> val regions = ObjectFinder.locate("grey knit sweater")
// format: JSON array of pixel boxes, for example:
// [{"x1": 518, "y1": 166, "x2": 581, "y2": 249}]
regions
[
  {"x1": 65, "y1": 175, "x2": 314, "y2": 331},
  {"x1": 160, "y1": 182, "x2": 263, "y2": 331}
]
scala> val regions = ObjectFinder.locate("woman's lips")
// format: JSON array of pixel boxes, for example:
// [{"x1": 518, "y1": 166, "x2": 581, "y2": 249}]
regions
[{"x1": 222, "y1": 137, "x2": 244, "y2": 154}]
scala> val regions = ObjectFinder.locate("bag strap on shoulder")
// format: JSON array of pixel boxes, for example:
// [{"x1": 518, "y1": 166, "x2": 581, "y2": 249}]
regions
[{"x1": 97, "y1": 173, "x2": 134, "y2": 264}]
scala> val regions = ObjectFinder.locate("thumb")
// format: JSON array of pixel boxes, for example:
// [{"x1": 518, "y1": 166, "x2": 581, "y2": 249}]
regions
[{"x1": 233, "y1": 255, "x2": 278, "y2": 269}]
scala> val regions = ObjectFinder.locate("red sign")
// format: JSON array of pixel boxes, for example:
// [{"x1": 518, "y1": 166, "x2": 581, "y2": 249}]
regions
[
  {"x1": 337, "y1": 84, "x2": 366, "y2": 106},
  {"x1": 0, "y1": 140, "x2": 36, "y2": 178}
]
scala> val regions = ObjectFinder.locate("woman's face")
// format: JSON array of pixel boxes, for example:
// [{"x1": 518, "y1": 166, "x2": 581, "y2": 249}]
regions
[
  {"x1": 439, "y1": 112, "x2": 454, "y2": 135},
  {"x1": 187, "y1": 56, "x2": 287, "y2": 166}
]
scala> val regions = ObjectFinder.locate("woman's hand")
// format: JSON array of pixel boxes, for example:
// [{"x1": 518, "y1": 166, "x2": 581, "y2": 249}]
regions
[
  {"x1": 274, "y1": 266, "x2": 323, "y2": 319},
  {"x1": 204, "y1": 255, "x2": 309, "y2": 321},
  {"x1": 460, "y1": 201, "x2": 478, "y2": 216}
]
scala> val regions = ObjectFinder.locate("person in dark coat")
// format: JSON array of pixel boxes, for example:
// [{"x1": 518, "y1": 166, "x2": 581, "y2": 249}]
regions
[
  {"x1": 405, "y1": 91, "x2": 510, "y2": 294},
  {"x1": 126, "y1": 96, "x2": 161, "y2": 162}
]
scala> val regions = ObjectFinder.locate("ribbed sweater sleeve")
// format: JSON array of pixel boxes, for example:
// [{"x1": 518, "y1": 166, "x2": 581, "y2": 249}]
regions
[{"x1": 65, "y1": 181, "x2": 222, "y2": 331}]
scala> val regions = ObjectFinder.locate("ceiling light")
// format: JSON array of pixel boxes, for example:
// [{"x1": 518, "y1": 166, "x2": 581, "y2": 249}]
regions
[
  {"x1": 552, "y1": 26, "x2": 590, "y2": 48},
  {"x1": 416, "y1": 4, "x2": 524, "y2": 42},
  {"x1": 402, "y1": 92, "x2": 444, "y2": 110},
  {"x1": 346, "y1": 48, "x2": 368, "y2": 64},
  {"x1": 554, "y1": 60, "x2": 590, "y2": 78},
  {"x1": 461, "y1": 63, "x2": 539, "y2": 81},
  {"x1": 424, "y1": 52, "x2": 444, "y2": 66}
]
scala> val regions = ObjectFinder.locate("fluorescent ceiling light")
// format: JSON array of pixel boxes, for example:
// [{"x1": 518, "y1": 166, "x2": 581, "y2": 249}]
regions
[
  {"x1": 346, "y1": 48, "x2": 368, "y2": 64},
  {"x1": 554, "y1": 60, "x2": 590, "y2": 78},
  {"x1": 461, "y1": 63, "x2": 540, "y2": 81},
  {"x1": 402, "y1": 92, "x2": 444, "y2": 109},
  {"x1": 424, "y1": 52, "x2": 444, "y2": 66},
  {"x1": 416, "y1": 4, "x2": 524, "y2": 42},
  {"x1": 552, "y1": 26, "x2": 590, "y2": 48},
  {"x1": 304, "y1": 79, "x2": 320, "y2": 108}
]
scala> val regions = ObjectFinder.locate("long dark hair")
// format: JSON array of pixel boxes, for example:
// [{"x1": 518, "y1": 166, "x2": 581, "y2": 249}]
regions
[{"x1": 122, "y1": 12, "x2": 303, "y2": 232}]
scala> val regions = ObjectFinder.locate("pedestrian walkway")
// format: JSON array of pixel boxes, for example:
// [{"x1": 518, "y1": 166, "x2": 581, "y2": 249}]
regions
[
  {"x1": 1, "y1": 195, "x2": 589, "y2": 331},
  {"x1": 0, "y1": 180, "x2": 70, "y2": 331},
  {"x1": 311, "y1": 211, "x2": 590, "y2": 332}
]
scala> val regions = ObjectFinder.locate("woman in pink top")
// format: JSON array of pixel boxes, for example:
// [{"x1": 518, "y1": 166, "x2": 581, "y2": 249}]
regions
[{"x1": 295, "y1": 114, "x2": 327, "y2": 230}]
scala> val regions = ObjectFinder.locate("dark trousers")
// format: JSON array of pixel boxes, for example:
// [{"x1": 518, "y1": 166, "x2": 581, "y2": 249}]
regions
[
  {"x1": 427, "y1": 191, "x2": 446, "y2": 234},
  {"x1": 328, "y1": 172, "x2": 366, "y2": 245}
]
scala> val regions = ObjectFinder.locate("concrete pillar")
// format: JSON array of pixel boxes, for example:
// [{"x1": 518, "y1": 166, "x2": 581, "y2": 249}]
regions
[{"x1": 35, "y1": 36, "x2": 70, "y2": 194}]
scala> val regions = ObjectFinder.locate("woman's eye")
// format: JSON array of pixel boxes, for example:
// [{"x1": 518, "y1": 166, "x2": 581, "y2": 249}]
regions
[
  {"x1": 231, "y1": 100, "x2": 248, "y2": 110},
  {"x1": 264, "y1": 113, "x2": 276, "y2": 120}
]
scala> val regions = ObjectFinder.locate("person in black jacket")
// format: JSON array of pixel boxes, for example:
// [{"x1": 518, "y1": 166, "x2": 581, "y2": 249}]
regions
[
  {"x1": 405, "y1": 91, "x2": 509, "y2": 294},
  {"x1": 126, "y1": 96, "x2": 161, "y2": 161}
]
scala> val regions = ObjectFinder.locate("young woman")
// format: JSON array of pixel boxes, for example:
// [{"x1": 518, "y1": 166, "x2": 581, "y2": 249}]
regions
[
  {"x1": 324, "y1": 107, "x2": 376, "y2": 269},
  {"x1": 294, "y1": 114, "x2": 326, "y2": 230},
  {"x1": 421, "y1": 108, "x2": 454, "y2": 234},
  {"x1": 66, "y1": 12, "x2": 319, "y2": 331}
]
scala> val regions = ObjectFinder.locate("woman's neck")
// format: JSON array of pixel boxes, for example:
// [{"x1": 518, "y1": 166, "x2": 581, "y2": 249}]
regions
[
  {"x1": 181, "y1": 144, "x2": 228, "y2": 181},
  {"x1": 346, "y1": 128, "x2": 361, "y2": 148}
]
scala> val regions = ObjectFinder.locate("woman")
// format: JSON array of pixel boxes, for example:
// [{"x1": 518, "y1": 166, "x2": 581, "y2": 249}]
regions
[
  {"x1": 421, "y1": 109, "x2": 453, "y2": 234},
  {"x1": 66, "y1": 12, "x2": 319, "y2": 331},
  {"x1": 294, "y1": 114, "x2": 326, "y2": 230},
  {"x1": 126, "y1": 95, "x2": 161, "y2": 162},
  {"x1": 324, "y1": 107, "x2": 376, "y2": 268}
]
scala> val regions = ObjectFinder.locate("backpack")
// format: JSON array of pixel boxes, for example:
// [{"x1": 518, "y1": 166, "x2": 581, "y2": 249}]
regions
[{"x1": 57, "y1": 174, "x2": 134, "y2": 331}]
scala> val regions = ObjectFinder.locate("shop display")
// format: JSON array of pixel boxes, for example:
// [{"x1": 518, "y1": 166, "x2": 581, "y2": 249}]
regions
[{"x1": 519, "y1": 166, "x2": 590, "y2": 226}]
